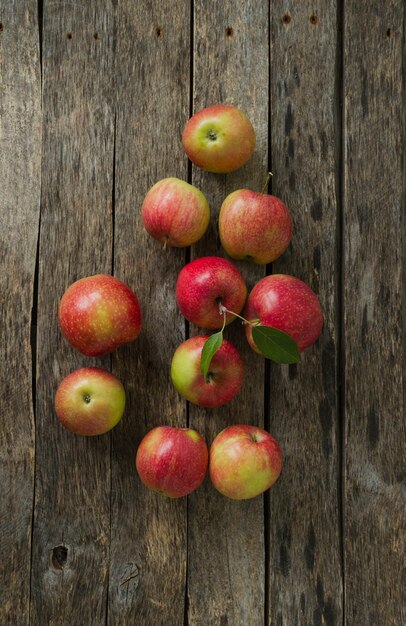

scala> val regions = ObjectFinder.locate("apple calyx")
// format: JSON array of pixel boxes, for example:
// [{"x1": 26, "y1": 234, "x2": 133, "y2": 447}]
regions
[{"x1": 200, "y1": 302, "x2": 300, "y2": 375}]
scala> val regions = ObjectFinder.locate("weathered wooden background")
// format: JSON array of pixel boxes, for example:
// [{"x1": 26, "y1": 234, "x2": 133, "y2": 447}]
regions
[{"x1": 1, "y1": 1, "x2": 405, "y2": 625}]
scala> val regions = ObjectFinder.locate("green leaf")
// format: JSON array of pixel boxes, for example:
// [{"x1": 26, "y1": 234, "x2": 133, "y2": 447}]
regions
[
  {"x1": 252, "y1": 325, "x2": 300, "y2": 364},
  {"x1": 200, "y1": 332, "x2": 223, "y2": 381}
]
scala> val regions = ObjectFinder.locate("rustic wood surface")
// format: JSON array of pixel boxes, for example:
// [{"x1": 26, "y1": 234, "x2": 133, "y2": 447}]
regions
[
  {"x1": 109, "y1": 2, "x2": 189, "y2": 624},
  {"x1": 31, "y1": 1, "x2": 115, "y2": 624},
  {"x1": 268, "y1": 3, "x2": 343, "y2": 626},
  {"x1": 0, "y1": 1, "x2": 405, "y2": 626},
  {"x1": 0, "y1": 1, "x2": 41, "y2": 624},
  {"x1": 343, "y1": 2, "x2": 406, "y2": 625},
  {"x1": 188, "y1": 2, "x2": 268, "y2": 625}
]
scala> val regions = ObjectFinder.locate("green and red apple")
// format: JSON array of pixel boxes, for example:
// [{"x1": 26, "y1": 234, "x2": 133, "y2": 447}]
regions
[
  {"x1": 182, "y1": 104, "x2": 255, "y2": 173},
  {"x1": 55, "y1": 367, "x2": 126, "y2": 436},
  {"x1": 141, "y1": 177, "x2": 210, "y2": 247},
  {"x1": 209, "y1": 425, "x2": 282, "y2": 499},
  {"x1": 219, "y1": 189, "x2": 292, "y2": 264},
  {"x1": 136, "y1": 426, "x2": 208, "y2": 498},
  {"x1": 58, "y1": 274, "x2": 142, "y2": 357},
  {"x1": 244, "y1": 274, "x2": 323, "y2": 353},
  {"x1": 171, "y1": 335, "x2": 244, "y2": 408},
  {"x1": 176, "y1": 256, "x2": 247, "y2": 329}
]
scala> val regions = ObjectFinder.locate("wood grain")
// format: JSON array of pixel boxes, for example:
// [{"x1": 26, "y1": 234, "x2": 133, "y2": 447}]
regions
[
  {"x1": 343, "y1": 2, "x2": 406, "y2": 624},
  {"x1": 31, "y1": 3, "x2": 115, "y2": 624},
  {"x1": 187, "y1": 2, "x2": 269, "y2": 625},
  {"x1": 0, "y1": 2, "x2": 41, "y2": 623},
  {"x1": 2, "y1": 2, "x2": 404, "y2": 623},
  {"x1": 108, "y1": 2, "x2": 190, "y2": 624},
  {"x1": 268, "y1": 2, "x2": 342, "y2": 625}
]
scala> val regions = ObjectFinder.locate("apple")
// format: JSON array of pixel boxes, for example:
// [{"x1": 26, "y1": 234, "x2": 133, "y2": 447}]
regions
[
  {"x1": 176, "y1": 256, "x2": 247, "y2": 329},
  {"x1": 58, "y1": 274, "x2": 142, "y2": 356},
  {"x1": 141, "y1": 177, "x2": 210, "y2": 247},
  {"x1": 136, "y1": 426, "x2": 208, "y2": 498},
  {"x1": 181, "y1": 104, "x2": 255, "y2": 174},
  {"x1": 219, "y1": 189, "x2": 292, "y2": 264},
  {"x1": 55, "y1": 367, "x2": 126, "y2": 436},
  {"x1": 244, "y1": 274, "x2": 323, "y2": 353},
  {"x1": 170, "y1": 335, "x2": 244, "y2": 408},
  {"x1": 209, "y1": 425, "x2": 282, "y2": 499}
]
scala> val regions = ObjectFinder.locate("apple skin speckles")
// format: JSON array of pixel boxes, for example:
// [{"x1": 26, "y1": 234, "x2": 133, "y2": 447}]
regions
[
  {"x1": 219, "y1": 189, "x2": 292, "y2": 265},
  {"x1": 176, "y1": 256, "x2": 247, "y2": 330},
  {"x1": 209, "y1": 425, "x2": 282, "y2": 500},
  {"x1": 58, "y1": 274, "x2": 142, "y2": 356},
  {"x1": 141, "y1": 177, "x2": 210, "y2": 248},
  {"x1": 55, "y1": 367, "x2": 126, "y2": 436},
  {"x1": 244, "y1": 274, "x2": 323, "y2": 353},
  {"x1": 182, "y1": 104, "x2": 255, "y2": 174},
  {"x1": 170, "y1": 335, "x2": 244, "y2": 408},
  {"x1": 136, "y1": 426, "x2": 208, "y2": 498}
]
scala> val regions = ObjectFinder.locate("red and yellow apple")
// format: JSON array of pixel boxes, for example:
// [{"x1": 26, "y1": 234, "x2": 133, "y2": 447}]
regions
[
  {"x1": 209, "y1": 425, "x2": 282, "y2": 499},
  {"x1": 181, "y1": 104, "x2": 255, "y2": 174},
  {"x1": 55, "y1": 367, "x2": 126, "y2": 436},
  {"x1": 136, "y1": 426, "x2": 208, "y2": 498},
  {"x1": 170, "y1": 335, "x2": 244, "y2": 408},
  {"x1": 244, "y1": 274, "x2": 323, "y2": 353},
  {"x1": 58, "y1": 274, "x2": 142, "y2": 357},
  {"x1": 141, "y1": 177, "x2": 210, "y2": 247},
  {"x1": 176, "y1": 256, "x2": 247, "y2": 329},
  {"x1": 219, "y1": 189, "x2": 292, "y2": 264}
]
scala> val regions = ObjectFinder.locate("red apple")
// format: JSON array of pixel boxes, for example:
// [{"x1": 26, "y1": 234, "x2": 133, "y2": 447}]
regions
[
  {"x1": 209, "y1": 425, "x2": 282, "y2": 499},
  {"x1": 55, "y1": 367, "x2": 126, "y2": 436},
  {"x1": 170, "y1": 335, "x2": 244, "y2": 408},
  {"x1": 136, "y1": 426, "x2": 208, "y2": 498},
  {"x1": 181, "y1": 104, "x2": 255, "y2": 174},
  {"x1": 141, "y1": 177, "x2": 210, "y2": 247},
  {"x1": 58, "y1": 274, "x2": 142, "y2": 356},
  {"x1": 219, "y1": 189, "x2": 292, "y2": 264},
  {"x1": 176, "y1": 256, "x2": 247, "y2": 329},
  {"x1": 244, "y1": 274, "x2": 323, "y2": 353}
]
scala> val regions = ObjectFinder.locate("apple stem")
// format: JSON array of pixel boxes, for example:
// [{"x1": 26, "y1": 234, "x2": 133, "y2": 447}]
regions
[
  {"x1": 219, "y1": 303, "x2": 260, "y2": 327},
  {"x1": 260, "y1": 171, "x2": 273, "y2": 194},
  {"x1": 219, "y1": 307, "x2": 227, "y2": 333}
]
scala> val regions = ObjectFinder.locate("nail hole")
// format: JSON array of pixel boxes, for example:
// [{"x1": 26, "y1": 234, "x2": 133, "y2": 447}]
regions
[
  {"x1": 67, "y1": 32, "x2": 72, "y2": 40},
  {"x1": 310, "y1": 15, "x2": 318, "y2": 25},
  {"x1": 386, "y1": 28, "x2": 391, "y2": 37},
  {"x1": 0, "y1": 23, "x2": 3, "y2": 32},
  {"x1": 226, "y1": 26, "x2": 233, "y2": 37},
  {"x1": 52, "y1": 545, "x2": 68, "y2": 570},
  {"x1": 282, "y1": 13, "x2": 291, "y2": 25},
  {"x1": 93, "y1": 32, "x2": 99, "y2": 40},
  {"x1": 156, "y1": 26, "x2": 162, "y2": 38}
]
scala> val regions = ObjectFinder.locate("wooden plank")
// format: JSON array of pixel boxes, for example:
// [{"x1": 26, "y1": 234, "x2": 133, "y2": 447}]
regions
[
  {"x1": 268, "y1": 2, "x2": 343, "y2": 624},
  {"x1": 187, "y1": 2, "x2": 269, "y2": 624},
  {"x1": 0, "y1": 2, "x2": 41, "y2": 623},
  {"x1": 31, "y1": 3, "x2": 115, "y2": 624},
  {"x1": 343, "y1": 2, "x2": 406, "y2": 624},
  {"x1": 108, "y1": 2, "x2": 190, "y2": 624}
]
